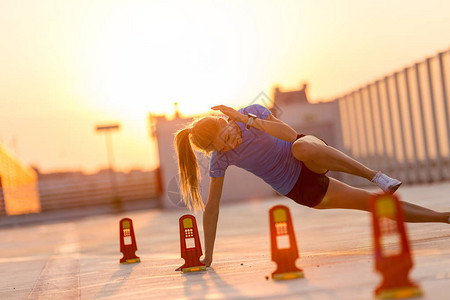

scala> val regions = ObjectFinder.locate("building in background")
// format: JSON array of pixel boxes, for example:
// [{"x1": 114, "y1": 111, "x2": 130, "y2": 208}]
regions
[
  {"x1": 273, "y1": 84, "x2": 343, "y2": 151},
  {"x1": 151, "y1": 85, "x2": 343, "y2": 209},
  {"x1": 0, "y1": 143, "x2": 40, "y2": 216}
]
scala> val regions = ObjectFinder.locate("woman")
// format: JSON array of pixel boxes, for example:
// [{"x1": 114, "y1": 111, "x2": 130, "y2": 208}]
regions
[{"x1": 174, "y1": 103, "x2": 450, "y2": 267}]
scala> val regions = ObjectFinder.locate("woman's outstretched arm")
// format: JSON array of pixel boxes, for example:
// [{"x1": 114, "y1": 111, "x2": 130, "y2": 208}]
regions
[
  {"x1": 211, "y1": 105, "x2": 298, "y2": 142},
  {"x1": 249, "y1": 113, "x2": 298, "y2": 142},
  {"x1": 202, "y1": 176, "x2": 225, "y2": 266}
]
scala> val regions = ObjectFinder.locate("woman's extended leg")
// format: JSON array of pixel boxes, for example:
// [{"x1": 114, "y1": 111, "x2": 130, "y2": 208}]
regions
[{"x1": 314, "y1": 177, "x2": 450, "y2": 223}]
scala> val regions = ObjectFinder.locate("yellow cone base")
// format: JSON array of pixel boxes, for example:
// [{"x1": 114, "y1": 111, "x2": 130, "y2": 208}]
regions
[
  {"x1": 121, "y1": 258, "x2": 141, "y2": 264},
  {"x1": 272, "y1": 271, "x2": 304, "y2": 281},
  {"x1": 376, "y1": 286, "x2": 423, "y2": 299},
  {"x1": 182, "y1": 266, "x2": 207, "y2": 273}
]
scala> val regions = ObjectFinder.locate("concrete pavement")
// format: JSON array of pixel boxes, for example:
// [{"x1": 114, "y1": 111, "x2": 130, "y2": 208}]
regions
[{"x1": 0, "y1": 182, "x2": 449, "y2": 299}]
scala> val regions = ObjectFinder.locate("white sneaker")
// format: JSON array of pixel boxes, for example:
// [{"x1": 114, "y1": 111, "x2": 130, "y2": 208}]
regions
[{"x1": 371, "y1": 171, "x2": 402, "y2": 193}]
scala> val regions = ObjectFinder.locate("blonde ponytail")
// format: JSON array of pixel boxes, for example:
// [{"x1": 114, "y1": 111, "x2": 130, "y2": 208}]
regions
[
  {"x1": 174, "y1": 128, "x2": 203, "y2": 211},
  {"x1": 173, "y1": 116, "x2": 223, "y2": 211}
]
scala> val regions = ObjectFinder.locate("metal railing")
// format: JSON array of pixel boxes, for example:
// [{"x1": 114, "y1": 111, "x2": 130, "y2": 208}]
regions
[
  {"x1": 337, "y1": 48, "x2": 450, "y2": 184},
  {"x1": 38, "y1": 170, "x2": 162, "y2": 211}
]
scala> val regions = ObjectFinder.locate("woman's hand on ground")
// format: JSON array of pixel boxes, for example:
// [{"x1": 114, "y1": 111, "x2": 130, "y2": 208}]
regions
[
  {"x1": 174, "y1": 257, "x2": 211, "y2": 272},
  {"x1": 211, "y1": 105, "x2": 246, "y2": 122},
  {"x1": 201, "y1": 256, "x2": 212, "y2": 267}
]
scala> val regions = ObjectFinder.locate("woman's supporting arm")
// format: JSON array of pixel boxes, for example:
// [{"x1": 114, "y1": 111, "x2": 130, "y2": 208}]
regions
[{"x1": 202, "y1": 176, "x2": 225, "y2": 266}]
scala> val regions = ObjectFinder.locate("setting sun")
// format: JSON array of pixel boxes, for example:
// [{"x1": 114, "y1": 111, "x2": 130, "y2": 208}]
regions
[{"x1": 72, "y1": 1, "x2": 296, "y2": 119}]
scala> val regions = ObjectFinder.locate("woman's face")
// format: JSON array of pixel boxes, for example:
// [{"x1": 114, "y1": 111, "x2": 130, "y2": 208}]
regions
[{"x1": 211, "y1": 119, "x2": 241, "y2": 152}]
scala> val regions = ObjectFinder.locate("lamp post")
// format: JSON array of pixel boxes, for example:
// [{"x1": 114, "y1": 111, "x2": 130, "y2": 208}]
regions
[{"x1": 96, "y1": 124, "x2": 121, "y2": 212}]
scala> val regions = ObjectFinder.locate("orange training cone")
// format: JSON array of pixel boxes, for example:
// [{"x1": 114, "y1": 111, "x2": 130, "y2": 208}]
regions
[
  {"x1": 178, "y1": 214, "x2": 206, "y2": 273},
  {"x1": 269, "y1": 205, "x2": 304, "y2": 280},
  {"x1": 119, "y1": 218, "x2": 141, "y2": 264},
  {"x1": 371, "y1": 193, "x2": 422, "y2": 298}
]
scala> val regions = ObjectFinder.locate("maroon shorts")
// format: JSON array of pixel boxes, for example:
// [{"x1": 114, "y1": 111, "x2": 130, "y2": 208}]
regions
[{"x1": 285, "y1": 134, "x2": 330, "y2": 208}]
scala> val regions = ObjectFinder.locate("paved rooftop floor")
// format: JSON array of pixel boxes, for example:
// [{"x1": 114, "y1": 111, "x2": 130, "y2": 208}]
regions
[{"x1": 0, "y1": 182, "x2": 449, "y2": 299}]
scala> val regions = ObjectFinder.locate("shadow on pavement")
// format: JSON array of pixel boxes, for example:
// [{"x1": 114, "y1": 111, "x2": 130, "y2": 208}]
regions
[{"x1": 96, "y1": 263, "x2": 138, "y2": 298}]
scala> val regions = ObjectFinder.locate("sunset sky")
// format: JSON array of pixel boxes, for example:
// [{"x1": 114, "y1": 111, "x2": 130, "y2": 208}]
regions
[{"x1": 1, "y1": 0, "x2": 450, "y2": 173}]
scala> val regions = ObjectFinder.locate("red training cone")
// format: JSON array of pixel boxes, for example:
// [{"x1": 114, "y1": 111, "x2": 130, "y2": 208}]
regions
[
  {"x1": 119, "y1": 218, "x2": 140, "y2": 264},
  {"x1": 178, "y1": 214, "x2": 206, "y2": 273},
  {"x1": 371, "y1": 193, "x2": 423, "y2": 298},
  {"x1": 269, "y1": 205, "x2": 304, "y2": 280}
]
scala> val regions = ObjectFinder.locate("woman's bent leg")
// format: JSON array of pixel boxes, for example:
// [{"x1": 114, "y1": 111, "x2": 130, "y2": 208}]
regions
[
  {"x1": 292, "y1": 135, "x2": 402, "y2": 193},
  {"x1": 292, "y1": 135, "x2": 377, "y2": 180},
  {"x1": 314, "y1": 178, "x2": 449, "y2": 223}
]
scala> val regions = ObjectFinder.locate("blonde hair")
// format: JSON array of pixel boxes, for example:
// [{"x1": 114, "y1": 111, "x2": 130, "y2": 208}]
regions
[{"x1": 174, "y1": 116, "x2": 223, "y2": 211}]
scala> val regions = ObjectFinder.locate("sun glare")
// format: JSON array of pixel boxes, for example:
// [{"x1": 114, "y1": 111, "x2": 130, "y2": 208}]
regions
[{"x1": 74, "y1": 1, "x2": 262, "y2": 122}]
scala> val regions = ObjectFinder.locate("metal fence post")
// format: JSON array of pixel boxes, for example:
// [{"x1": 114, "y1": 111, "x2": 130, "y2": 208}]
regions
[
  {"x1": 384, "y1": 76, "x2": 400, "y2": 179},
  {"x1": 367, "y1": 84, "x2": 381, "y2": 170},
  {"x1": 414, "y1": 63, "x2": 432, "y2": 182},
  {"x1": 426, "y1": 57, "x2": 444, "y2": 180},
  {"x1": 350, "y1": 91, "x2": 363, "y2": 160},
  {"x1": 358, "y1": 88, "x2": 371, "y2": 167},
  {"x1": 393, "y1": 72, "x2": 411, "y2": 183},
  {"x1": 404, "y1": 67, "x2": 421, "y2": 183},
  {"x1": 374, "y1": 81, "x2": 388, "y2": 172},
  {"x1": 438, "y1": 52, "x2": 450, "y2": 177},
  {"x1": 339, "y1": 96, "x2": 352, "y2": 154},
  {"x1": 344, "y1": 93, "x2": 359, "y2": 159}
]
